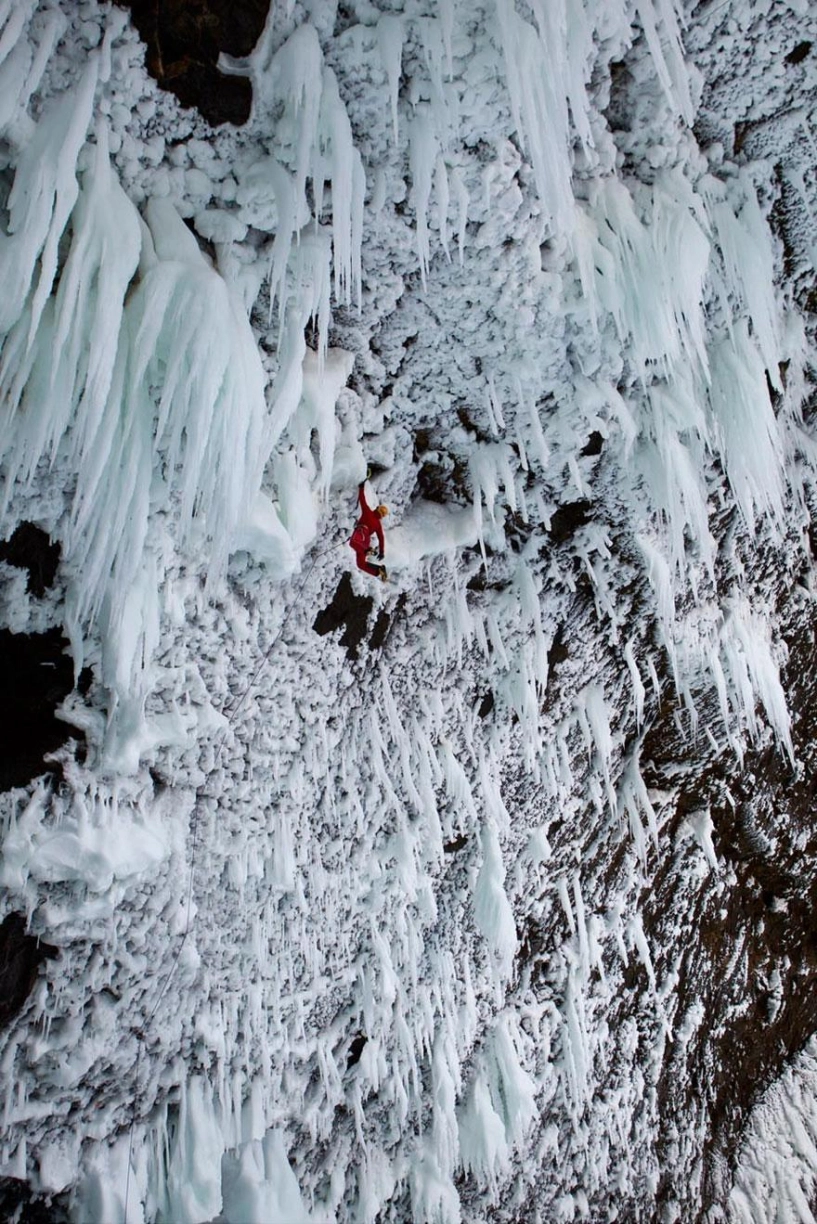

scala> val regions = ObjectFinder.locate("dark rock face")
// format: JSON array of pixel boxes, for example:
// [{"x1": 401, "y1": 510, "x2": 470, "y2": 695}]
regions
[
  {"x1": 0, "y1": 523, "x2": 60, "y2": 598},
  {"x1": 548, "y1": 500, "x2": 593, "y2": 544},
  {"x1": 114, "y1": 0, "x2": 271, "y2": 126},
  {"x1": 0, "y1": 1177, "x2": 68, "y2": 1223},
  {"x1": 368, "y1": 607, "x2": 391, "y2": 652},
  {"x1": 0, "y1": 914, "x2": 58, "y2": 1029},
  {"x1": 369, "y1": 594, "x2": 406, "y2": 653},
  {"x1": 0, "y1": 628, "x2": 76, "y2": 792},
  {"x1": 785, "y1": 39, "x2": 812, "y2": 65},
  {"x1": 313, "y1": 572, "x2": 373, "y2": 660},
  {"x1": 346, "y1": 1033, "x2": 367, "y2": 1069},
  {"x1": 644, "y1": 588, "x2": 817, "y2": 1215}
]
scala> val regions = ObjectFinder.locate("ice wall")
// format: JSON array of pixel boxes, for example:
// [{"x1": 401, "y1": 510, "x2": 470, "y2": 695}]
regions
[{"x1": 0, "y1": 1, "x2": 814, "y2": 1222}]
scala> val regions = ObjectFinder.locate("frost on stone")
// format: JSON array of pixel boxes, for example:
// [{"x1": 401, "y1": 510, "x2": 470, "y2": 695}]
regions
[{"x1": 0, "y1": 0, "x2": 815, "y2": 1221}]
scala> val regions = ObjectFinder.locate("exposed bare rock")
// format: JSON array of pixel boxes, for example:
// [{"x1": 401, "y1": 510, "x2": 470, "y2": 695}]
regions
[{"x1": 114, "y1": 0, "x2": 270, "y2": 126}]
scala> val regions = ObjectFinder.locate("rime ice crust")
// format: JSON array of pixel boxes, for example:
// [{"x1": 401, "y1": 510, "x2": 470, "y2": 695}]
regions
[{"x1": 0, "y1": 1, "x2": 815, "y2": 1222}]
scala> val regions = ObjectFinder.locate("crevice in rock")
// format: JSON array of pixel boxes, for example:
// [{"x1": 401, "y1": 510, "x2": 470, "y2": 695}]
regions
[
  {"x1": 346, "y1": 1033, "x2": 367, "y2": 1069},
  {"x1": 0, "y1": 523, "x2": 60, "y2": 598},
  {"x1": 0, "y1": 628, "x2": 78, "y2": 792},
  {"x1": 0, "y1": 914, "x2": 58, "y2": 1029},
  {"x1": 443, "y1": 834, "x2": 469, "y2": 854},
  {"x1": 785, "y1": 40, "x2": 811, "y2": 65},
  {"x1": 548, "y1": 500, "x2": 593, "y2": 545},
  {"x1": 0, "y1": 1177, "x2": 69, "y2": 1224},
  {"x1": 114, "y1": 0, "x2": 271, "y2": 127}
]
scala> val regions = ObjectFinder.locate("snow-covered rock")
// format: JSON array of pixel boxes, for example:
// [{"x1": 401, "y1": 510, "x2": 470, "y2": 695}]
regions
[{"x1": 0, "y1": 1, "x2": 816, "y2": 1221}]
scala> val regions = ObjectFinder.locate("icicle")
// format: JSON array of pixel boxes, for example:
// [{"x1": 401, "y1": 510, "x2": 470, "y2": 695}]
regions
[
  {"x1": 469, "y1": 442, "x2": 517, "y2": 538},
  {"x1": 138, "y1": 200, "x2": 268, "y2": 564},
  {"x1": 410, "y1": 1140, "x2": 462, "y2": 1224},
  {"x1": 263, "y1": 24, "x2": 324, "y2": 217},
  {"x1": 490, "y1": 1015, "x2": 537, "y2": 1150},
  {"x1": 561, "y1": 964, "x2": 591, "y2": 1118},
  {"x1": 351, "y1": 151, "x2": 365, "y2": 312},
  {"x1": 435, "y1": 155, "x2": 451, "y2": 261},
  {"x1": 377, "y1": 15, "x2": 403, "y2": 148},
  {"x1": 438, "y1": 741, "x2": 479, "y2": 830},
  {"x1": 708, "y1": 319, "x2": 785, "y2": 533},
  {"x1": 575, "y1": 686, "x2": 617, "y2": 815},
  {"x1": 0, "y1": 57, "x2": 97, "y2": 339},
  {"x1": 637, "y1": 535, "x2": 677, "y2": 679},
  {"x1": 473, "y1": 823, "x2": 516, "y2": 977},
  {"x1": 163, "y1": 1076, "x2": 225, "y2": 1224},
  {"x1": 0, "y1": 27, "x2": 32, "y2": 135},
  {"x1": 683, "y1": 806, "x2": 719, "y2": 872},
  {"x1": 267, "y1": 226, "x2": 332, "y2": 452},
  {"x1": 438, "y1": 0, "x2": 455, "y2": 79},
  {"x1": 623, "y1": 639, "x2": 646, "y2": 730},
  {"x1": 705, "y1": 176, "x2": 784, "y2": 390},
  {"x1": 419, "y1": 16, "x2": 457, "y2": 150},
  {"x1": 0, "y1": 179, "x2": 276, "y2": 717},
  {"x1": 458, "y1": 1069, "x2": 508, "y2": 1191},
  {"x1": 572, "y1": 875, "x2": 591, "y2": 980},
  {"x1": 412, "y1": 719, "x2": 444, "y2": 859},
  {"x1": 627, "y1": 914, "x2": 656, "y2": 991},
  {"x1": 586, "y1": 174, "x2": 711, "y2": 385},
  {"x1": 409, "y1": 108, "x2": 438, "y2": 289},
  {"x1": 431, "y1": 1030, "x2": 461, "y2": 1181},
  {"x1": 486, "y1": 374, "x2": 507, "y2": 435},
  {"x1": 55, "y1": 127, "x2": 141, "y2": 454},
  {"x1": 493, "y1": 0, "x2": 574, "y2": 235},
  {"x1": 718, "y1": 601, "x2": 794, "y2": 762},
  {"x1": 478, "y1": 755, "x2": 510, "y2": 834},
  {"x1": 264, "y1": 159, "x2": 298, "y2": 323},
  {"x1": 451, "y1": 166, "x2": 468, "y2": 265},
  {"x1": 557, "y1": 876, "x2": 575, "y2": 934},
  {"x1": 0, "y1": 1, "x2": 33, "y2": 76},
  {"x1": 570, "y1": 205, "x2": 600, "y2": 334},
  {"x1": 297, "y1": 346, "x2": 354, "y2": 501},
  {"x1": 321, "y1": 67, "x2": 365, "y2": 308},
  {"x1": 634, "y1": 0, "x2": 694, "y2": 126},
  {"x1": 220, "y1": 1130, "x2": 312, "y2": 1224},
  {"x1": 563, "y1": 0, "x2": 595, "y2": 154},
  {"x1": 97, "y1": 4, "x2": 129, "y2": 86},
  {"x1": 619, "y1": 749, "x2": 659, "y2": 870},
  {"x1": 640, "y1": 380, "x2": 715, "y2": 581}
]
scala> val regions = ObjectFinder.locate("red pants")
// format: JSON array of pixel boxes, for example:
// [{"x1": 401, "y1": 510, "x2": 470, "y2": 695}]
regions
[{"x1": 352, "y1": 545, "x2": 382, "y2": 576}]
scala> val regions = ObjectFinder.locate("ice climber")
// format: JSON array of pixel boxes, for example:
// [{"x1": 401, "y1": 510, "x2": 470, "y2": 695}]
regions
[{"x1": 350, "y1": 480, "x2": 389, "y2": 581}]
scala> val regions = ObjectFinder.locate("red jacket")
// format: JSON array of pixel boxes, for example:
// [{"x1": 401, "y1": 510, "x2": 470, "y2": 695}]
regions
[{"x1": 350, "y1": 485, "x2": 384, "y2": 556}]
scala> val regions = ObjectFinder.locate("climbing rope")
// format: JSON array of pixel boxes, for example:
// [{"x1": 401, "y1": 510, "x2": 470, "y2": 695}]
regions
[{"x1": 123, "y1": 538, "x2": 344, "y2": 1222}]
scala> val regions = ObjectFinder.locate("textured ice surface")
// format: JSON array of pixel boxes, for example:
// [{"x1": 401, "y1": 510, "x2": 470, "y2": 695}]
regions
[{"x1": 0, "y1": 0, "x2": 815, "y2": 1221}]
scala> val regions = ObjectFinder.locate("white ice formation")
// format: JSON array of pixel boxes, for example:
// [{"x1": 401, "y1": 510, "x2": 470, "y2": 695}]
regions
[{"x1": 0, "y1": 0, "x2": 816, "y2": 1221}]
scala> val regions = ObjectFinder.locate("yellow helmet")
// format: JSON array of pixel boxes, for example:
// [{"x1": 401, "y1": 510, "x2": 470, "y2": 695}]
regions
[{"x1": 377, "y1": 504, "x2": 389, "y2": 517}]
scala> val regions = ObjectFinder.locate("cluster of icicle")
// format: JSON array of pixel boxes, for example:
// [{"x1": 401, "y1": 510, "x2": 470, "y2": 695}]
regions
[
  {"x1": 0, "y1": 1, "x2": 813, "y2": 1215},
  {"x1": 0, "y1": 40, "x2": 265, "y2": 719},
  {"x1": 0, "y1": 3, "x2": 369, "y2": 740},
  {"x1": 0, "y1": 0, "x2": 805, "y2": 758}
]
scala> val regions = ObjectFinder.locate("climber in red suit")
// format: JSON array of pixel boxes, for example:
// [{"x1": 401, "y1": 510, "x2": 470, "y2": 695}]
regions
[{"x1": 349, "y1": 481, "x2": 389, "y2": 581}]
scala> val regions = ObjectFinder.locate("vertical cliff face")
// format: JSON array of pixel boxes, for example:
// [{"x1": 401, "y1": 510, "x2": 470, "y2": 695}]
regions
[{"x1": 0, "y1": 1, "x2": 816, "y2": 1221}]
